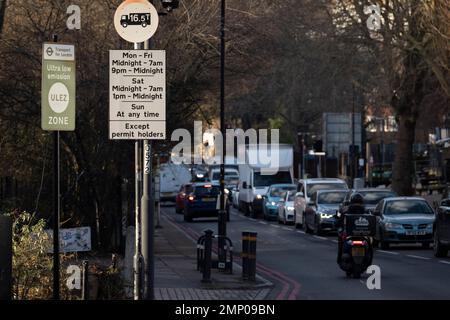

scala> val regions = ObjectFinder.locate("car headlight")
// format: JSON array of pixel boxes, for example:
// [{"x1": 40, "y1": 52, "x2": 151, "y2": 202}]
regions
[
  {"x1": 270, "y1": 201, "x2": 276, "y2": 206},
  {"x1": 287, "y1": 206, "x2": 295, "y2": 211},
  {"x1": 224, "y1": 188, "x2": 229, "y2": 194},
  {"x1": 256, "y1": 194, "x2": 262, "y2": 200},
  {"x1": 320, "y1": 213, "x2": 333, "y2": 219},
  {"x1": 385, "y1": 222, "x2": 401, "y2": 229}
]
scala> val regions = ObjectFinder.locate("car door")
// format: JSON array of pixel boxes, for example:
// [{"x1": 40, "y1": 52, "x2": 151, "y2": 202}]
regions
[
  {"x1": 373, "y1": 200, "x2": 384, "y2": 240},
  {"x1": 305, "y1": 192, "x2": 317, "y2": 228},
  {"x1": 298, "y1": 184, "x2": 307, "y2": 221}
]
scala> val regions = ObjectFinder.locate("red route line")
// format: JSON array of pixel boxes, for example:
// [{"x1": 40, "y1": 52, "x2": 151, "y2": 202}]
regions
[{"x1": 162, "y1": 211, "x2": 300, "y2": 300}]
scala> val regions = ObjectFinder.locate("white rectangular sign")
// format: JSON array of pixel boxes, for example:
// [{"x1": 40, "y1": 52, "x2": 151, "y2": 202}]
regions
[
  {"x1": 47, "y1": 227, "x2": 91, "y2": 253},
  {"x1": 43, "y1": 43, "x2": 75, "y2": 61},
  {"x1": 109, "y1": 50, "x2": 166, "y2": 140}
]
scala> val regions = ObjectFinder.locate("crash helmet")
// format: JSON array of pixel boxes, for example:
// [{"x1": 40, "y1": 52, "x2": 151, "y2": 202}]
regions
[{"x1": 350, "y1": 193, "x2": 364, "y2": 205}]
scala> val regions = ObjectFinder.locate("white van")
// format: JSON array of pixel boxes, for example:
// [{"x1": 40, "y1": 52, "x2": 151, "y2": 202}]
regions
[{"x1": 159, "y1": 163, "x2": 192, "y2": 201}]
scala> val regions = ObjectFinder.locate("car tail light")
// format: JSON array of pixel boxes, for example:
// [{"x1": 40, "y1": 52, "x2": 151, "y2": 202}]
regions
[
  {"x1": 352, "y1": 240, "x2": 364, "y2": 246},
  {"x1": 204, "y1": 184, "x2": 212, "y2": 188}
]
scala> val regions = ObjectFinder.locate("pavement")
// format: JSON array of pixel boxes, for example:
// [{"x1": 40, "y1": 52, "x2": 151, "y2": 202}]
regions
[{"x1": 150, "y1": 208, "x2": 273, "y2": 300}]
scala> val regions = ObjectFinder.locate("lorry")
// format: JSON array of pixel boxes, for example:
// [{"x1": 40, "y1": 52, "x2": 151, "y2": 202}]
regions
[
  {"x1": 159, "y1": 163, "x2": 192, "y2": 202},
  {"x1": 238, "y1": 144, "x2": 294, "y2": 217}
]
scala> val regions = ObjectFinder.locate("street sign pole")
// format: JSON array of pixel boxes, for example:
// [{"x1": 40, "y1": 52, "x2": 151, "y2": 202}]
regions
[{"x1": 133, "y1": 41, "x2": 143, "y2": 301}]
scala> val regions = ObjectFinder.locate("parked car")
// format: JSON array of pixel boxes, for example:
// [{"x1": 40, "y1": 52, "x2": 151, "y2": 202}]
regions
[
  {"x1": 372, "y1": 197, "x2": 435, "y2": 249},
  {"x1": 262, "y1": 184, "x2": 296, "y2": 220},
  {"x1": 303, "y1": 190, "x2": 349, "y2": 234},
  {"x1": 294, "y1": 178, "x2": 348, "y2": 228},
  {"x1": 340, "y1": 188, "x2": 398, "y2": 213},
  {"x1": 434, "y1": 198, "x2": 450, "y2": 257},
  {"x1": 175, "y1": 183, "x2": 193, "y2": 214},
  {"x1": 277, "y1": 191, "x2": 296, "y2": 224},
  {"x1": 183, "y1": 183, "x2": 230, "y2": 222}
]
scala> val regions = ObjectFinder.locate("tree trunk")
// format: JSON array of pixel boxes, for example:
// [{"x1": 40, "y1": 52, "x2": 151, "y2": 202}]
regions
[{"x1": 391, "y1": 115, "x2": 416, "y2": 195}]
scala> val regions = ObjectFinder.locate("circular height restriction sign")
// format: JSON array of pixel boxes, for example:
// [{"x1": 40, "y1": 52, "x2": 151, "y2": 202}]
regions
[{"x1": 114, "y1": 0, "x2": 159, "y2": 43}]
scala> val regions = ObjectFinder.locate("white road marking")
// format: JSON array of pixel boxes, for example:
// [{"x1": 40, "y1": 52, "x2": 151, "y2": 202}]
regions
[
  {"x1": 376, "y1": 250, "x2": 399, "y2": 255},
  {"x1": 439, "y1": 260, "x2": 450, "y2": 265},
  {"x1": 297, "y1": 230, "x2": 305, "y2": 234},
  {"x1": 282, "y1": 227, "x2": 292, "y2": 231},
  {"x1": 259, "y1": 221, "x2": 268, "y2": 225},
  {"x1": 406, "y1": 255, "x2": 431, "y2": 260},
  {"x1": 332, "y1": 240, "x2": 338, "y2": 243},
  {"x1": 271, "y1": 225, "x2": 280, "y2": 228},
  {"x1": 313, "y1": 236, "x2": 328, "y2": 241},
  {"x1": 249, "y1": 218, "x2": 257, "y2": 222}
]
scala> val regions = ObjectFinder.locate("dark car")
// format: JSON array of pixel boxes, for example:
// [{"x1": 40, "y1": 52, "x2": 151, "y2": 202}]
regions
[
  {"x1": 183, "y1": 183, "x2": 230, "y2": 222},
  {"x1": 303, "y1": 190, "x2": 348, "y2": 235},
  {"x1": 372, "y1": 197, "x2": 435, "y2": 249},
  {"x1": 340, "y1": 188, "x2": 398, "y2": 213},
  {"x1": 434, "y1": 198, "x2": 450, "y2": 257},
  {"x1": 175, "y1": 183, "x2": 193, "y2": 214}
]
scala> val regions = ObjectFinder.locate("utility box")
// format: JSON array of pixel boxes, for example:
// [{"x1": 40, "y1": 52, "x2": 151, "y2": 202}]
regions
[{"x1": 0, "y1": 215, "x2": 12, "y2": 300}]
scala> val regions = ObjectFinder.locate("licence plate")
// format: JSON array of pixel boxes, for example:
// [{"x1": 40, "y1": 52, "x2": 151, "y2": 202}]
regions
[
  {"x1": 352, "y1": 247, "x2": 365, "y2": 257},
  {"x1": 202, "y1": 198, "x2": 216, "y2": 202},
  {"x1": 405, "y1": 230, "x2": 427, "y2": 236}
]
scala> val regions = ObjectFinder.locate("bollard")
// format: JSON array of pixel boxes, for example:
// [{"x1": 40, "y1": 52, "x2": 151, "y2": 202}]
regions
[
  {"x1": 241, "y1": 232, "x2": 249, "y2": 280},
  {"x1": 0, "y1": 216, "x2": 12, "y2": 300},
  {"x1": 82, "y1": 260, "x2": 89, "y2": 300},
  {"x1": 202, "y1": 229, "x2": 213, "y2": 283},
  {"x1": 248, "y1": 232, "x2": 257, "y2": 281}
]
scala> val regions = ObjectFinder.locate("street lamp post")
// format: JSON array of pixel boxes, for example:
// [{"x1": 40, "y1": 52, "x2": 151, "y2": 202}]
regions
[{"x1": 218, "y1": 0, "x2": 227, "y2": 264}]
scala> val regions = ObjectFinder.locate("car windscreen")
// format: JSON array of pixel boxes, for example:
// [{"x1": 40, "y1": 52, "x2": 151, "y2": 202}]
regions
[
  {"x1": 317, "y1": 192, "x2": 347, "y2": 204},
  {"x1": 384, "y1": 200, "x2": 433, "y2": 215},
  {"x1": 194, "y1": 186, "x2": 220, "y2": 197},
  {"x1": 254, "y1": 171, "x2": 292, "y2": 187},
  {"x1": 307, "y1": 183, "x2": 347, "y2": 197},
  {"x1": 360, "y1": 191, "x2": 396, "y2": 205},
  {"x1": 269, "y1": 186, "x2": 296, "y2": 197}
]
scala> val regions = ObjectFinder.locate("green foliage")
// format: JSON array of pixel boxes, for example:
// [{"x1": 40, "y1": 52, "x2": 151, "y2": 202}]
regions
[{"x1": 10, "y1": 211, "x2": 72, "y2": 299}]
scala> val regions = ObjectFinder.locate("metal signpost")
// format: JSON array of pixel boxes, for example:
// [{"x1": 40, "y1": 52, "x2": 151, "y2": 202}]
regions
[
  {"x1": 42, "y1": 38, "x2": 76, "y2": 300},
  {"x1": 113, "y1": 0, "x2": 164, "y2": 300}
]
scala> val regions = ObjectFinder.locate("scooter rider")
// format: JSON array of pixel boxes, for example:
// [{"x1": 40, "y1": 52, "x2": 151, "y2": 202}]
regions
[{"x1": 336, "y1": 193, "x2": 365, "y2": 264}]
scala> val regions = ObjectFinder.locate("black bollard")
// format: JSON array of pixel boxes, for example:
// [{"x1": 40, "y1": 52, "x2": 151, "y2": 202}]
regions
[
  {"x1": 248, "y1": 232, "x2": 257, "y2": 281},
  {"x1": 242, "y1": 232, "x2": 249, "y2": 280},
  {"x1": 202, "y1": 230, "x2": 213, "y2": 283}
]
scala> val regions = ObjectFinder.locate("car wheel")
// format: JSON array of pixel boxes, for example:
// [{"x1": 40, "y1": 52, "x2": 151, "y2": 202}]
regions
[
  {"x1": 314, "y1": 218, "x2": 322, "y2": 236},
  {"x1": 434, "y1": 232, "x2": 448, "y2": 257},
  {"x1": 421, "y1": 242, "x2": 431, "y2": 249},
  {"x1": 303, "y1": 214, "x2": 311, "y2": 233},
  {"x1": 380, "y1": 240, "x2": 390, "y2": 250},
  {"x1": 183, "y1": 209, "x2": 193, "y2": 222},
  {"x1": 372, "y1": 238, "x2": 379, "y2": 248}
]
